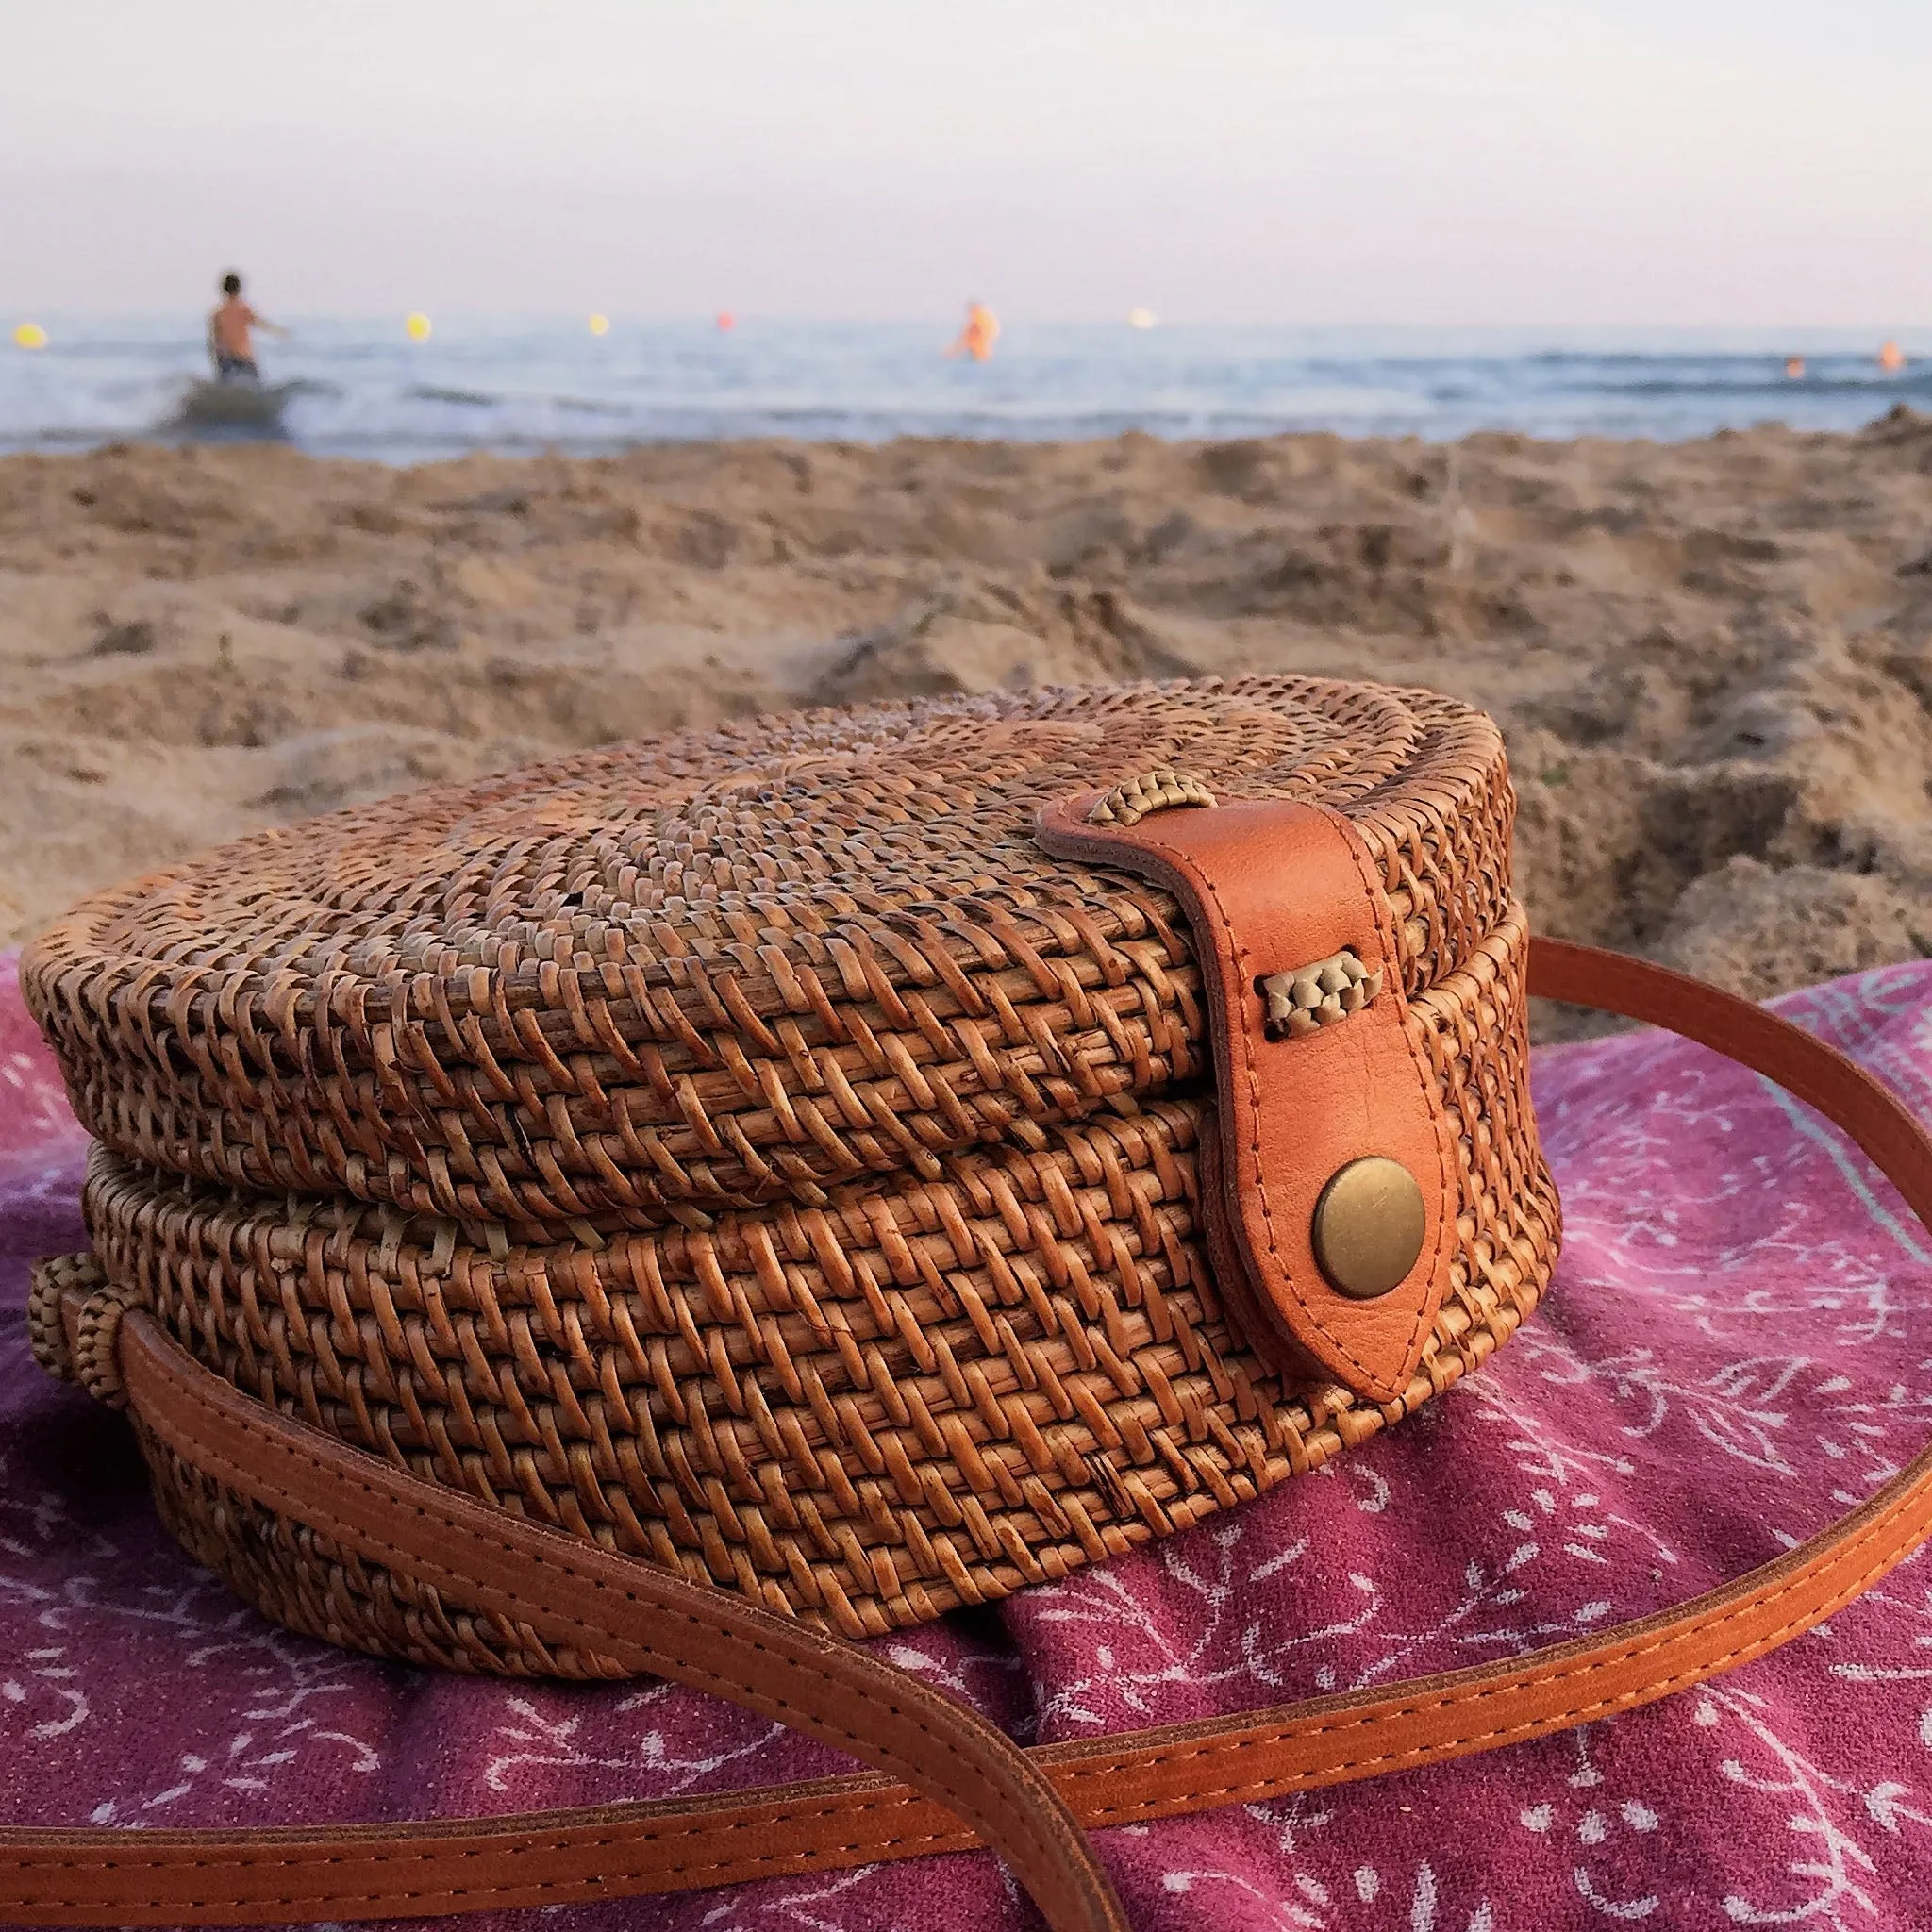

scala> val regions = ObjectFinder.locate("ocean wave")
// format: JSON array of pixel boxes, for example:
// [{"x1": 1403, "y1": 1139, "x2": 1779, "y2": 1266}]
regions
[
  {"x1": 552, "y1": 395, "x2": 634, "y2": 417},
  {"x1": 405, "y1": 384, "x2": 501, "y2": 406}
]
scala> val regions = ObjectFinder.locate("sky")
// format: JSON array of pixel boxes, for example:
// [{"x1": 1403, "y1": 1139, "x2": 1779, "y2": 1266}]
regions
[{"x1": 4, "y1": 0, "x2": 1929, "y2": 325}]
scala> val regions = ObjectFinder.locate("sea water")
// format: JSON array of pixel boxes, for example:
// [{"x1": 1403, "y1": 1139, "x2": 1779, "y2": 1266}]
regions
[{"x1": 2, "y1": 318, "x2": 1926, "y2": 462}]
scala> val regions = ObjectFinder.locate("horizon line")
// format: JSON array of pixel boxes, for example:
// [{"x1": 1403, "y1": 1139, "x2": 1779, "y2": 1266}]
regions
[{"x1": 7, "y1": 312, "x2": 1929, "y2": 334}]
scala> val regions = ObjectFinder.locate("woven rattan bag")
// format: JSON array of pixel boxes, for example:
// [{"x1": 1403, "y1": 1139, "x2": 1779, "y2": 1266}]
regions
[{"x1": 12, "y1": 675, "x2": 1932, "y2": 1932}]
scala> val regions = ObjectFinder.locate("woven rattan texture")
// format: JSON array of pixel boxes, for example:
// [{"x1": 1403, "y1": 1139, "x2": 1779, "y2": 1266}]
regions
[
  {"x1": 26, "y1": 679, "x2": 1515, "y2": 1234},
  {"x1": 84, "y1": 898, "x2": 1556, "y2": 1652}
]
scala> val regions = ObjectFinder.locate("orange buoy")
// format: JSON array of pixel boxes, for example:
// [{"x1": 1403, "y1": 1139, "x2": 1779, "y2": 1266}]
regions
[
  {"x1": 716, "y1": 311, "x2": 736, "y2": 332},
  {"x1": 1879, "y1": 339, "x2": 1905, "y2": 373},
  {"x1": 1784, "y1": 356, "x2": 1806, "y2": 379}
]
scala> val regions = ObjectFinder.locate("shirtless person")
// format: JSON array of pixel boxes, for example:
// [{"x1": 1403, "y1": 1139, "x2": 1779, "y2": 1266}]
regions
[
  {"x1": 208, "y1": 272, "x2": 288, "y2": 381},
  {"x1": 945, "y1": 299, "x2": 1000, "y2": 363}
]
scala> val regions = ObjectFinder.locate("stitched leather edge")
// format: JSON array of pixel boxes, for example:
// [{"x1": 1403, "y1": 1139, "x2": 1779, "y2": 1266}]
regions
[
  {"x1": 95, "y1": 1318, "x2": 1124, "y2": 1932},
  {"x1": 1033, "y1": 793, "x2": 1458, "y2": 1396}
]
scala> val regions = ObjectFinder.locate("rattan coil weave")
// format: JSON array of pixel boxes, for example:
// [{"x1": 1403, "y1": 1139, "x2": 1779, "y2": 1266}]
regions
[{"x1": 26, "y1": 677, "x2": 1559, "y2": 1657}]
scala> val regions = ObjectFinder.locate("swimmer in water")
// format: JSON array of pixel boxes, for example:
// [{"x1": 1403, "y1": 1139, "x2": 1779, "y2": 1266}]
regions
[
  {"x1": 208, "y1": 271, "x2": 289, "y2": 382},
  {"x1": 945, "y1": 300, "x2": 1000, "y2": 363}
]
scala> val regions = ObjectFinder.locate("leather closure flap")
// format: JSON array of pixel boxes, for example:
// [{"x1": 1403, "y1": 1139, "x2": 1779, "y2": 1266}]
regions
[{"x1": 1036, "y1": 792, "x2": 1458, "y2": 1402}]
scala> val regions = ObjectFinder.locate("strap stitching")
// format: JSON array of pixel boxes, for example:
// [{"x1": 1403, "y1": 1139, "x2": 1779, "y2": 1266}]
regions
[
  {"x1": 1067, "y1": 1518, "x2": 1912, "y2": 1801},
  {"x1": 0, "y1": 1821, "x2": 974, "y2": 1905},
  {"x1": 126, "y1": 1340, "x2": 1095, "y2": 1914},
  {"x1": 1104, "y1": 804, "x2": 1444, "y2": 1390},
  {"x1": 57, "y1": 1310, "x2": 1918, "y2": 1905},
  {"x1": 5, "y1": 1530, "x2": 1905, "y2": 1906},
  {"x1": 1322, "y1": 802, "x2": 1452, "y2": 1384},
  {"x1": 1112, "y1": 815, "x2": 1381, "y2": 1384}
]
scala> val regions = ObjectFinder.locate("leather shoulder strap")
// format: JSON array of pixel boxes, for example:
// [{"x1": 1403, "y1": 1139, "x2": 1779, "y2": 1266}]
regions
[
  {"x1": 7, "y1": 940, "x2": 1932, "y2": 1926},
  {"x1": 32, "y1": 1302, "x2": 1127, "y2": 1932}
]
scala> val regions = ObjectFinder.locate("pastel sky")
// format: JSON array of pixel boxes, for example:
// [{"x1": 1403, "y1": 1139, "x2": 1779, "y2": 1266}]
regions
[{"x1": 5, "y1": 0, "x2": 1928, "y2": 323}]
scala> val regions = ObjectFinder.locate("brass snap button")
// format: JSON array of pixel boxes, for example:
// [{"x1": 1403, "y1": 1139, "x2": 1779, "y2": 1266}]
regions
[{"x1": 1311, "y1": 1157, "x2": 1426, "y2": 1300}]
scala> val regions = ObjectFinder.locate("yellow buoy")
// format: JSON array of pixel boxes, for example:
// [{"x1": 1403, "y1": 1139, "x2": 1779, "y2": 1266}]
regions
[
  {"x1": 588, "y1": 312, "x2": 610, "y2": 337},
  {"x1": 13, "y1": 322, "x2": 48, "y2": 350},
  {"x1": 1126, "y1": 308, "x2": 1157, "y2": 330},
  {"x1": 406, "y1": 312, "x2": 433, "y2": 342}
]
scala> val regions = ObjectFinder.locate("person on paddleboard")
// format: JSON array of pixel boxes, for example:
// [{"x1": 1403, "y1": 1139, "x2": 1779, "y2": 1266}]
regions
[{"x1": 208, "y1": 272, "x2": 289, "y2": 382}]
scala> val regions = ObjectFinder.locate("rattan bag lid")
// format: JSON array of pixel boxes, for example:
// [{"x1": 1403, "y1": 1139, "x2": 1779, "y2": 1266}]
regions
[{"x1": 25, "y1": 676, "x2": 1514, "y2": 1232}]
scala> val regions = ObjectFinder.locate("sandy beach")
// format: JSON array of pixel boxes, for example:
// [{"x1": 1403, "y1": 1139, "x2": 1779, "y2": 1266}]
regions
[{"x1": 5, "y1": 415, "x2": 1930, "y2": 1027}]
